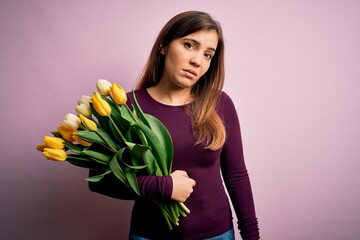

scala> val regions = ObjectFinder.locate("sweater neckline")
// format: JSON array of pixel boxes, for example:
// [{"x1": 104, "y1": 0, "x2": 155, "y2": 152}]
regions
[{"x1": 142, "y1": 88, "x2": 191, "y2": 110}]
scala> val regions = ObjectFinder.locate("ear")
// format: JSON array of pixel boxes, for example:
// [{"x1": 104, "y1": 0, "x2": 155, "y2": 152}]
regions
[{"x1": 160, "y1": 46, "x2": 166, "y2": 55}]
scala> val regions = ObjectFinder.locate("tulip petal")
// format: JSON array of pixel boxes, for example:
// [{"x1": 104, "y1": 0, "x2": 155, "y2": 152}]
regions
[
  {"x1": 43, "y1": 148, "x2": 67, "y2": 161},
  {"x1": 76, "y1": 103, "x2": 92, "y2": 118},
  {"x1": 72, "y1": 134, "x2": 93, "y2": 147},
  {"x1": 96, "y1": 79, "x2": 112, "y2": 96},
  {"x1": 43, "y1": 136, "x2": 65, "y2": 149},
  {"x1": 79, "y1": 114, "x2": 97, "y2": 131},
  {"x1": 92, "y1": 92, "x2": 111, "y2": 116},
  {"x1": 62, "y1": 113, "x2": 81, "y2": 130},
  {"x1": 36, "y1": 143, "x2": 48, "y2": 152},
  {"x1": 110, "y1": 83, "x2": 127, "y2": 105}
]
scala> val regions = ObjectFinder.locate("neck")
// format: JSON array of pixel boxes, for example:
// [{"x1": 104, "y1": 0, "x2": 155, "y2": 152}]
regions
[{"x1": 147, "y1": 82, "x2": 192, "y2": 106}]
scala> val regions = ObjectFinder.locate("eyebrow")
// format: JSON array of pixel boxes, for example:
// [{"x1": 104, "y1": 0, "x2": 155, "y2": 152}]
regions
[{"x1": 183, "y1": 38, "x2": 217, "y2": 52}]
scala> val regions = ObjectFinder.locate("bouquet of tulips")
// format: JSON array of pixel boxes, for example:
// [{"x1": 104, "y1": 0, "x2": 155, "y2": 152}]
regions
[{"x1": 37, "y1": 79, "x2": 189, "y2": 230}]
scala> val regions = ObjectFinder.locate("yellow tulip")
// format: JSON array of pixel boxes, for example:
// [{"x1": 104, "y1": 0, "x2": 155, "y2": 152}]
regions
[
  {"x1": 36, "y1": 143, "x2": 48, "y2": 152},
  {"x1": 58, "y1": 124, "x2": 77, "y2": 142},
  {"x1": 72, "y1": 134, "x2": 93, "y2": 147},
  {"x1": 110, "y1": 83, "x2": 127, "y2": 105},
  {"x1": 43, "y1": 136, "x2": 65, "y2": 149},
  {"x1": 43, "y1": 148, "x2": 67, "y2": 161},
  {"x1": 79, "y1": 114, "x2": 97, "y2": 131},
  {"x1": 62, "y1": 113, "x2": 81, "y2": 130},
  {"x1": 92, "y1": 92, "x2": 111, "y2": 117},
  {"x1": 96, "y1": 79, "x2": 112, "y2": 96}
]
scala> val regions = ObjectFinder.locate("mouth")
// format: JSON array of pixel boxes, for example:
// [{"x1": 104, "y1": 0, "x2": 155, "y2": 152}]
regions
[{"x1": 183, "y1": 69, "x2": 198, "y2": 77}]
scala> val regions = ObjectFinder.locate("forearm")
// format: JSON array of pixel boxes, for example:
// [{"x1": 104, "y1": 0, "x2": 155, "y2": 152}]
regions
[{"x1": 88, "y1": 169, "x2": 173, "y2": 201}]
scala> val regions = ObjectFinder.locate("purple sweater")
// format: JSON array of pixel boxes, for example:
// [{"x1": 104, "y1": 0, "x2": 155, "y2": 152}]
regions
[{"x1": 89, "y1": 89, "x2": 260, "y2": 240}]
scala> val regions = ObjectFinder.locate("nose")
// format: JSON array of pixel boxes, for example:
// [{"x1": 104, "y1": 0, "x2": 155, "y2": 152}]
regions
[{"x1": 190, "y1": 52, "x2": 201, "y2": 67}]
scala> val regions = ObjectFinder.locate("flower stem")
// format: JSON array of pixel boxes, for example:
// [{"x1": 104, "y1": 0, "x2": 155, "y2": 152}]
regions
[
  {"x1": 109, "y1": 115, "x2": 127, "y2": 143},
  {"x1": 179, "y1": 202, "x2": 190, "y2": 214}
]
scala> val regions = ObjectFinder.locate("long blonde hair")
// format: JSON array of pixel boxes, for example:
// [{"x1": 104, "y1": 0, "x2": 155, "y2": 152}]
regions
[{"x1": 136, "y1": 11, "x2": 226, "y2": 150}]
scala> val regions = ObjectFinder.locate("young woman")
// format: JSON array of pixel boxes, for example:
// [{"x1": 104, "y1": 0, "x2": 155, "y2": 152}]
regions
[{"x1": 89, "y1": 11, "x2": 261, "y2": 240}]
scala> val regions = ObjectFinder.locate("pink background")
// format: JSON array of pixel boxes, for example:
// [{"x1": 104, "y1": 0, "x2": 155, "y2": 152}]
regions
[{"x1": 1, "y1": 0, "x2": 359, "y2": 239}]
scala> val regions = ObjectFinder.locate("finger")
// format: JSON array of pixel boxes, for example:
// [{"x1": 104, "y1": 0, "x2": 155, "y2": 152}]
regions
[{"x1": 191, "y1": 179, "x2": 196, "y2": 187}]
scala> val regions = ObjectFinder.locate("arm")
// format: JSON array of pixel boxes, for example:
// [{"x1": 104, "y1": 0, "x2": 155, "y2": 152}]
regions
[
  {"x1": 219, "y1": 93, "x2": 260, "y2": 240},
  {"x1": 88, "y1": 169, "x2": 195, "y2": 202},
  {"x1": 88, "y1": 169, "x2": 173, "y2": 201}
]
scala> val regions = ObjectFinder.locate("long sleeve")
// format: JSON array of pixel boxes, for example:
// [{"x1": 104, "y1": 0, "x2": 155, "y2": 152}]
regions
[
  {"x1": 219, "y1": 93, "x2": 260, "y2": 240},
  {"x1": 88, "y1": 170, "x2": 173, "y2": 201}
]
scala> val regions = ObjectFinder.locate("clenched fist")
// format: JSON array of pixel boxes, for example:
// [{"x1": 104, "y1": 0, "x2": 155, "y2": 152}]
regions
[{"x1": 170, "y1": 170, "x2": 196, "y2": 202}]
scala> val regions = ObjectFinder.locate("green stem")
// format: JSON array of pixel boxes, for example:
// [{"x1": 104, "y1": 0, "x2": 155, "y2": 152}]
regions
[
  {"x1": 124, "y1": 104, "x2": 139, "y2": 122},
  {"x1": 156, "y1": 202, "x2": 173, "y2": 230},
  {"x1": 179, "y1": 202, "x2": 190, "y2": 214},
  {"x1": 109, "y1": 115, "x2": 127, "y2": 143}
]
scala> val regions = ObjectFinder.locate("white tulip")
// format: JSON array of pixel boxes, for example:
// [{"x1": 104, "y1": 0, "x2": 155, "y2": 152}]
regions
[
  {"x1": 96, "y1": 79, "x2": 112, "y2": 96},
  {"x1": 62, "y1": 113, "x2": 81, "y2": 130}
]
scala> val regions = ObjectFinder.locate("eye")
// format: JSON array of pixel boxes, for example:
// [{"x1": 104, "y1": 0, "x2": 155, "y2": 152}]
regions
[
  {"x1": 184, "y1": 42, "x2": 195, "y2": 49},
  {"x1": 204, "y1": 53, "x2": 213, "y2": 60}
]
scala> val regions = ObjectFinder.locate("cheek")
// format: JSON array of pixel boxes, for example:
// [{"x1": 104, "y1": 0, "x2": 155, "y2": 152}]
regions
[
  {"x1": 164, "y1": 52, "x2": 180, "y2": 70},
  {"x1": 200, "y1": 62, "x2": 211, "y2": 75}
]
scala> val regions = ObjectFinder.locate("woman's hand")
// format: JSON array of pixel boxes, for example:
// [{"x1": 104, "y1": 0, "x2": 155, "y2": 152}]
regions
[{"x1": 170, "y1": 170, "x2": 196, "y2": 202}]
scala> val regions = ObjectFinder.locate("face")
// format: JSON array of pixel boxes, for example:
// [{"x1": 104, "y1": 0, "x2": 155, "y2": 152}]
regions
[{"x1": 160, "y1": 29, "x2": 218, "y2": 91}]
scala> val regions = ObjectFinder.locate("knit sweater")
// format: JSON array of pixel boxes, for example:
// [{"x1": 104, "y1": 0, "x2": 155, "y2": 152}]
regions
[{"x1": 89, "y1": 89, "x2": 260, "y2": 240}]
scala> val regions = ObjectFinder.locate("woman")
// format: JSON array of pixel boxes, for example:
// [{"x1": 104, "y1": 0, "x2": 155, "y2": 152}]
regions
[{"x1": 89, "y1": 11, "x2": 261, "y2": 240}]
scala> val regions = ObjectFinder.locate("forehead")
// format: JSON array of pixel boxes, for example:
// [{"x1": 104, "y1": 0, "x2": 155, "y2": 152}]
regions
[{"x1": 180, "y1": 29, "x2": 219, "y2": 50}]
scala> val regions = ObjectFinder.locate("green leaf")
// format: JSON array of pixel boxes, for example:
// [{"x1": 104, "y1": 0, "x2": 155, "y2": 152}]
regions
[
  {"x1": 122, "y1": 156, "x2": 148, "y2": 170},
  {"x1": 132, "y1": 144, "x2": 158, "y2": 175},
  {"x1": 66, "y1": 154, "x2": 101, "y2": 169},
  {"x1": 120, "y1": 104, "x2": 138, "y2": 123},
  {"x1": 77, "y1": 129, "x2": 118, "y2": 152},
  {"x1": 96, "y1": 128, "x2": 119, "y2": 151},
  {"x1": 85, "y1": 169, "x2": 112, "y2": 182},
  {"x1": 143, "y1": 113, "x2": 174, "y2": 172},
  {"x1": 125, "y1": 167, "x2": 140, "y2": 195},
  {"x1": 51, "y1": 131, "x2": 62, "y2": 138},
  {"x1": 109, "y1": 149, "x2": 128, "y2": 186},
  {"x1": 132, "y1": 121, "x2": 168, "y2": 175},
  {"x1": 76, "y1": 130, "x2": 106, "y2": 145},
  {"x1": 132, "y1": 90, "x2": 151, "y2": 128},
  {"x1": 82, "y1": 149, "x2": 112, "y2": 164},
  {"x1": 117, "y1": 144, "x2": 148, "y2": 170},
  {"x1": 134, "y1": 128, "x2": 148, "y2": 146},
  {"x1": 64, "y1": 142, "x2": 86, "y2": 154}
]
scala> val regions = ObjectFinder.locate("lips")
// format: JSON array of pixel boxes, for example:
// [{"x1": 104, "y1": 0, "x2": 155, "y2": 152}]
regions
[{"x1": 183, "y1": 69, "x2": 198, "y2": 77}]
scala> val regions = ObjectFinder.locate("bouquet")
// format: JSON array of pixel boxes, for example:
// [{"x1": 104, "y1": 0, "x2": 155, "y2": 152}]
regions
[{"x1": 37, "y1": 79, "x2": 189, "y2": 230}]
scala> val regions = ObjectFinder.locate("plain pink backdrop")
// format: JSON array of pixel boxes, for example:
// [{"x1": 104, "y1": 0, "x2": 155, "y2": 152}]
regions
[{"x1": 1, "y1": 0, "x2": 359, "y2": 239}]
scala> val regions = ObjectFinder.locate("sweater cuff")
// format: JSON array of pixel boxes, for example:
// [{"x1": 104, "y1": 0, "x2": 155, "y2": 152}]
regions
[
  {"x1": 137, "y1": 175, "x2": 173, "y2": 200},
  {"x1": 162, "y1": 175, "x2": 173, "y2": 199}
]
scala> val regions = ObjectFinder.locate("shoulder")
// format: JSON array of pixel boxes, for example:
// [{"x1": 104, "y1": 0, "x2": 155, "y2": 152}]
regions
[
  {"x1": 126, "y1": 89, "x2": 147, "y2": 105},
  {"x1": 218, "y1": 91, "x2": 236, "y2": 110},
  {"x1": 217, "y1": 91, "x2": 239, "y2": 121}
]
